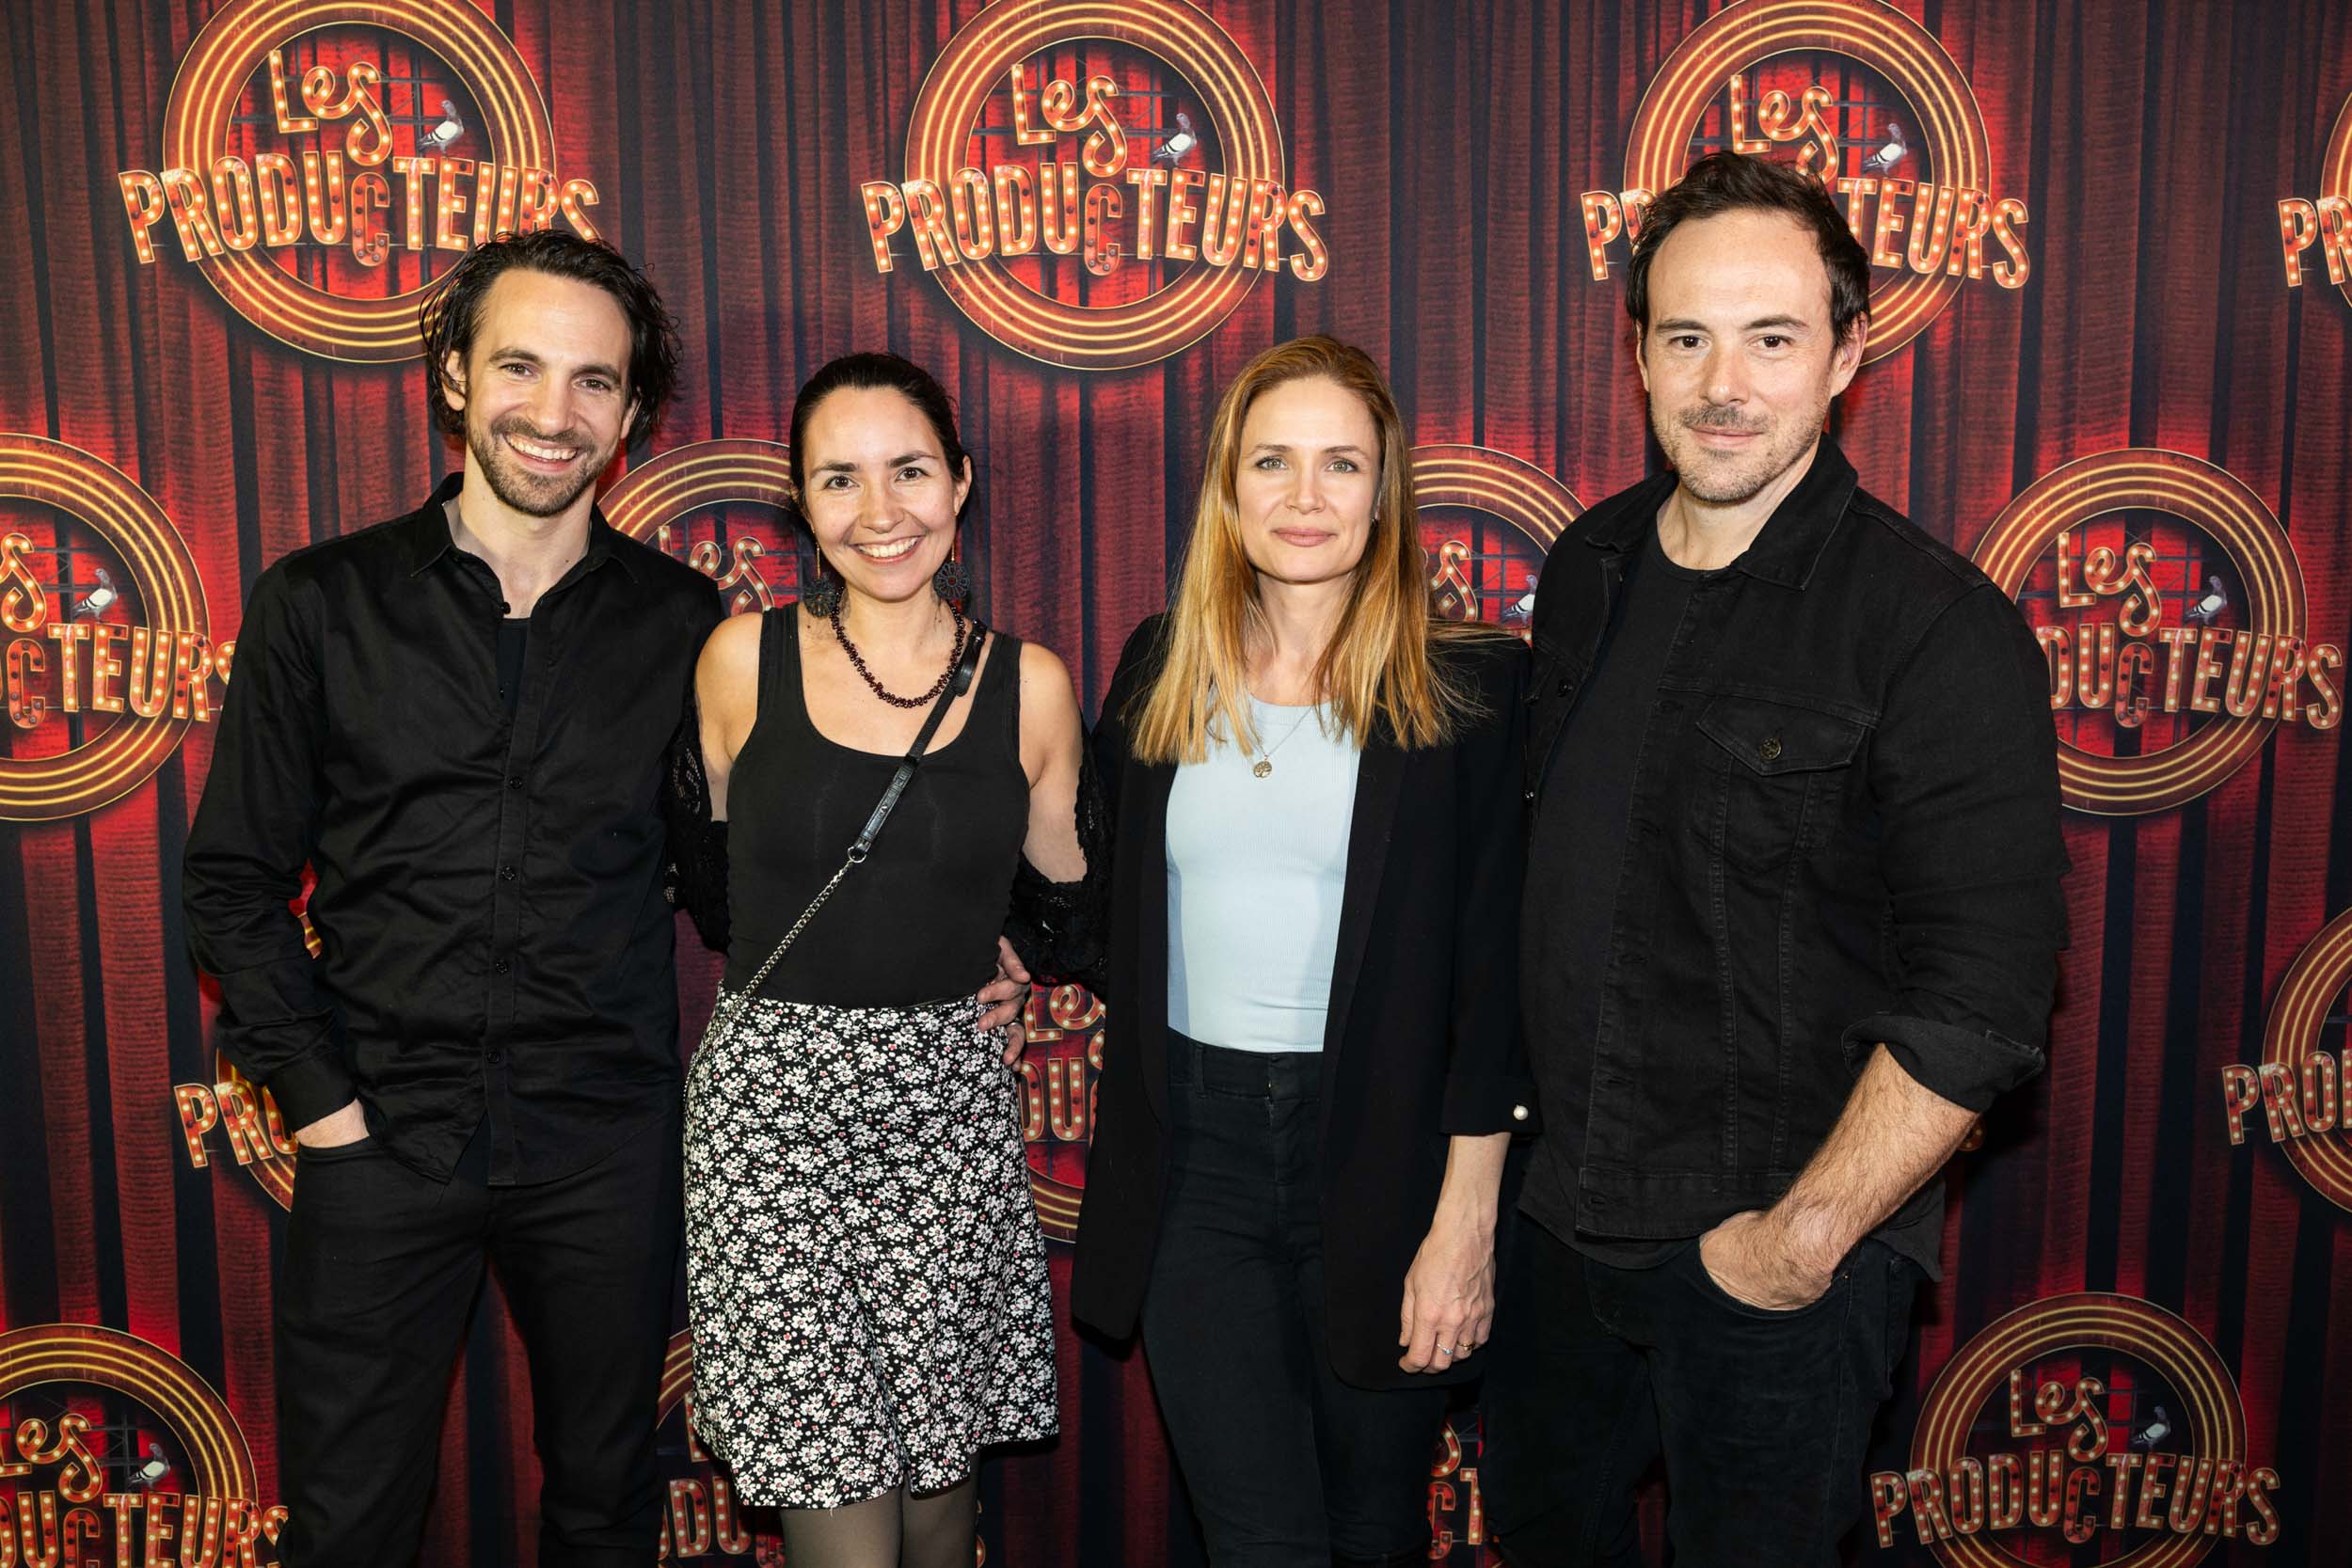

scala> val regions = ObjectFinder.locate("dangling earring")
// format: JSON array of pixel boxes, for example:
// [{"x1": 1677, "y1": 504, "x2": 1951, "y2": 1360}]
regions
[
  {"x1": 931, "y1": 544, "x2": 971, "y2": 610},
  {"x1": 802, "y1": 551, "x2": 843, "y2": 618}
]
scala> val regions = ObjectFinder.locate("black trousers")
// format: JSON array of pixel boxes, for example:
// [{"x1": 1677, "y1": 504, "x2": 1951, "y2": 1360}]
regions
[
  {"x1": 274, "y1": 1108, "x2": 681, "y2": 1568},
  {"x1": 1482, "y1": 1212, "x2": 1919, "y2": 1568},
  {"x1": 1139, "y1": 1036, "x2": 1448, "y2": 1567}
]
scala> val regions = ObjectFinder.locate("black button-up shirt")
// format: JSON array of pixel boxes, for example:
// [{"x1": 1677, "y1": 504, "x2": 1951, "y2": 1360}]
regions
[
  {"x1": 1518, "y1": 439, "x2": 2068, "y2": 1275},
  {"x1": 184, "y1": 475, "x2": 721, "y2": 1184}
]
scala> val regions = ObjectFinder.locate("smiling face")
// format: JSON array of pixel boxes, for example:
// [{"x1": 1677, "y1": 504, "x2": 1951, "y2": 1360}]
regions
[
  {"x1": 1636, "y1": 208, "x2": 1864, "y2": 507},
  {"x1": 796, "y1": 385, "x2": 973, "y2": 605},
  {"x1": 1231, "y1": 375, "x2": 1381, "y2": 593},
  {"x1": 441, "y1": 267, "x2": 636, "y2": 520}
]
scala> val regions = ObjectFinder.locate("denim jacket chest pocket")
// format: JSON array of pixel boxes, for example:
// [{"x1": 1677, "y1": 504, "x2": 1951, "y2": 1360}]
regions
[
  {"x1": 1693, "y1": 693, "x2": 1870, "y2": 877},
  {"x1": 1521, "y1": 636, "x2": 1593, "y2": 800}
]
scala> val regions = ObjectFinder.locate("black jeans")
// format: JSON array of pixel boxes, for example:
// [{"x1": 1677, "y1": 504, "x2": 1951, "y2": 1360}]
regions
[
  {"x1": 1482, "y1": 1213, "x2": 1919, "y2": 1567},
  {"x1": 275, "y1": 1106, "x2": 681, "y2": 1568},
  {"x1": 1139, "y1": 1036, "x2": 1448, "y2": 1566}
]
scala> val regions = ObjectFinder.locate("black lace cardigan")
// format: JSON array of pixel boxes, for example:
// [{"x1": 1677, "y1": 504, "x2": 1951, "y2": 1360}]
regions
[{"x1": 660, "y1": 678, "x2": 1111, "y2": 995}]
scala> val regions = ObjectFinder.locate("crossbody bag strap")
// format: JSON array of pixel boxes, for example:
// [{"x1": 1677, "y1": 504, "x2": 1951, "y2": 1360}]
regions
[
  {"x1": 850, "y1": 624, "x2": 987, "y2": 862},
  {"x1": 718, "y1": 625, "x2": 989, "y2": 1025}
]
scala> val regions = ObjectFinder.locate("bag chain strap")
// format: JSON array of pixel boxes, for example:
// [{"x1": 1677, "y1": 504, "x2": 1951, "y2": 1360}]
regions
[{"x1": 706, "y1": 623, "x2": 988, "y2": 1047}]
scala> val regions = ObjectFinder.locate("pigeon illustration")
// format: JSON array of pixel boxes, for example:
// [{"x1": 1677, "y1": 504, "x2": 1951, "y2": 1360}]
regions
[
  {"x1": 2185, "y1": 575, "x2": 2227, "y2": 624},
  {"x1": 1503, "y1": 578, "x2": 1538, "y2": 623},
  {"x1": 74, "y1": 567, "x2": 117, "y2": 619},
  {"x1": 1863, "y1": 121, "x2": 1907, "y2": 175},
  {"x1": 94, "y1": 1436, "x2": 171, "y2": 1489},
  {"x1": 419, "y1": 100, "x2": 465, "y2": 154},
  {"x1": 1150, "y1": 111, "x2": 1198, "y2": 166},
  {"x1": 129, "y1": 1443, "x2": 170, "y2": 1489},
  {"x1": 2131, "y1": 1404, "x2": 2170, "y2": 1450}
]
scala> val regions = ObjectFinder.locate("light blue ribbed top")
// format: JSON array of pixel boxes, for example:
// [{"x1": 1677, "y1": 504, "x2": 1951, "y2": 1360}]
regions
[{"x1": 1165, "y1": 696, "x2": 1361, "y2": 1053}]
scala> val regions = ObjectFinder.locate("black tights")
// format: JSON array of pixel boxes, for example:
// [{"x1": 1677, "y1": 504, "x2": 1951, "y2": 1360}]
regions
[{"x1": 776, "y1": 1478, "x2": 977, "y2": 1568}]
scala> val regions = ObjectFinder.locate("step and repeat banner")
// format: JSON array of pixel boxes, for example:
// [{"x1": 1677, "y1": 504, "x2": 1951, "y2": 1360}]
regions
[{"x1": 2, "y1": 0, "x2": 2348, "y2": 1562}]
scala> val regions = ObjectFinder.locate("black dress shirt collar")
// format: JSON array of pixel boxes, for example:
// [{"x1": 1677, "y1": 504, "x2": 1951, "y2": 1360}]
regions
[{"x1": 401, "y1": 468, "x2": 644, "y2": 584}]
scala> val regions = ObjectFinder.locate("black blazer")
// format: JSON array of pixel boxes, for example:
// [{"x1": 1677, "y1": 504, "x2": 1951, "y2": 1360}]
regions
[{"x1": 1071, "y1": 615, "x2": 1537, "y2": 1390}]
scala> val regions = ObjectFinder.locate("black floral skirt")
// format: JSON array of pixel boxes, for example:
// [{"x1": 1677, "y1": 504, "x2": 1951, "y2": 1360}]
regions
[{"x1": 683, "y1": 990, "x2": 1058, "y2": 1507}]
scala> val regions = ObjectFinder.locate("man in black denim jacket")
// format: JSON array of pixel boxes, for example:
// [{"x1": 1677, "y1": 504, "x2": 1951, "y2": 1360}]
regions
[{"x1": 1485, "y1": 153, "x2": 2068, "y2": 1566}]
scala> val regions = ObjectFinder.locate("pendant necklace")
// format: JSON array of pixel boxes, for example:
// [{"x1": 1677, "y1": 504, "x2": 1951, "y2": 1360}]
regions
[{"x1": 1248, "y1": 702, "x2": 1317, "y2": 779}]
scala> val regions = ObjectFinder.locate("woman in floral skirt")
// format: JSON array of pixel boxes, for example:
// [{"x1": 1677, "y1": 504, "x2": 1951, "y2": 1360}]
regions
[{"x1": 666, "y1": 352, "x2": 1102, "y2": 1567}]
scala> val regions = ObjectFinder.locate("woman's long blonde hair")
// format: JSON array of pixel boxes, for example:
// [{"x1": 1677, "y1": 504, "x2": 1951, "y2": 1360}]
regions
[{"x1": 1128, "y1": 335, "x2": 1493, "y2": 765}]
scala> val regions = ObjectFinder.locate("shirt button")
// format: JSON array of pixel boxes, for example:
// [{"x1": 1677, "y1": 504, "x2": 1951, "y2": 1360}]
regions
[
  {"x1": 1759, "y1": 736, "x2": 1783, "y2": 761},
  {"x1": 493, "y1": 958, "x2": 511, "y2": 975},
  {"x1": 1522, "y1": 788, "x2": 1537, "y2": 803},
  {"x1": 506, "y1": 775, "x2": 523, "y2": 790},
  {"x1": 499, "y1": 864, "x2": 516, "y2": 881},
  {"x1": 1511, "y1": 1104, "x2": 1530, "y2": 1122},
  {"x1": 485, "y1": 1051, "x2": 506, "y2": 1067}
]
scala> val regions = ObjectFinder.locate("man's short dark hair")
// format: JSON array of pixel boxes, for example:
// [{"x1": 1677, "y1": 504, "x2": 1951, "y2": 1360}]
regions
[
  {"x1": 1625, "y1": 151, "x2": 1872, "y2": 347},
  {"x1": 419, "y1": 230, "x2": 680, "y2": 448}
]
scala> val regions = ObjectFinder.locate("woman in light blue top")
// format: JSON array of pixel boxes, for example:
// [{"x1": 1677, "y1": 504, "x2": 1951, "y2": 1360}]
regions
[
  {"x1": 1073, "y1": 336, "x2": 1536, "y2": 1566},
  {"x1": 1165, "y1": 691, "x2": 1359, "y2": 1052}
]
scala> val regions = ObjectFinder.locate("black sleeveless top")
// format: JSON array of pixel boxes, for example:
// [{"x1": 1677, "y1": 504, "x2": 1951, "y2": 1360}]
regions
[{"x1": 722, "y1": 606, "x2": 1030, "y2": 1006}]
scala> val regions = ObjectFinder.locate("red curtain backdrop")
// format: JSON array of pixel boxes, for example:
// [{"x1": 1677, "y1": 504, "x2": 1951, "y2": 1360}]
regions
[{"x1": 2, "y1": 1, "x2": 2348, "y2": 1562}]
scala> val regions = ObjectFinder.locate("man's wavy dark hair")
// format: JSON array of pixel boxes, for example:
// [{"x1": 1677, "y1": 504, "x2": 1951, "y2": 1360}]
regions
[
  {"x1": 1625, "y1": 151, "x2": 1872, "y2": 347},
  {"x1": 419, "y1": 230, "x2": 680, "y2": 448}
]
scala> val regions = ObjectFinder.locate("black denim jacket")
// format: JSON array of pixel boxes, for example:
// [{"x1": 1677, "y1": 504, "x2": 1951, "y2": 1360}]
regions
[{"x1": 1519, "y1": 438, "x2": 2067, "y2": 1271}]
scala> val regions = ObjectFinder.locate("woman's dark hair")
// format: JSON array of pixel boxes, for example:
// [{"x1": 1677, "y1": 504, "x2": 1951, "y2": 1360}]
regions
[
  {"x1": 1625, "y1": 151, "x2": 1872, "y2": 347},
  {"x1": 785, "y1": 352, "x2": 971, "y2": 529},
  {"x1": 419, "y1": 230, "x2": 680, "y2": 447}
]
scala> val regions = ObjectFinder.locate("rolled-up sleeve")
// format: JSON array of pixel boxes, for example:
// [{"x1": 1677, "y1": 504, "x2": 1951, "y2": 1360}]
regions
[
  {"x1": 182, "y1": 562, "x2": 354, "y2": 1130},
  {"x1": 1440, "y1": 641, "x2": 1542, "y2": 1136},
  {"x1": 1848, "y1": 583, "x2": 2069, "y2": 1111}
]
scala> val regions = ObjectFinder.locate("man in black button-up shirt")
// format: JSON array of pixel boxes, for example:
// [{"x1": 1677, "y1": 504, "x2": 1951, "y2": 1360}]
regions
[
  {"x1": 193, "y1": 474, "x2": 717, "y2": 1183},
  {"x1": 184, "y1": 233, "x2": 715, "y2": 1568},
  {"x1": 1483, "y1": 156, "x2": 2066, "y2": 1565}
]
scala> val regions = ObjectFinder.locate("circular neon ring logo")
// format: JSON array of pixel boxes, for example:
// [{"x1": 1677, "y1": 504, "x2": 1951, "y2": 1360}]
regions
[
  {"x1": 1409, "y1": 443, "x2": 1584, "y2": 551},
  {"x1": 2261, "y1": 907, "x2": 2352, "y2": 1213},
  {"x1": 0, "y1": 434, "x2": 209, "y2": 822},
  {"x1": 2323, "y1": 90, "x2": 2352, "y2": 308},
  {"x1": 159, "y1": 0, "x2": 555, "y2": 362},
  {"x1": 657, "y1": 1329, "x2": 696, "y2": 1427},
  {"x1": 1624, "y1": 0, "x2": 1992, "y2": 363},
  {"x1": 0, "y1": 1323, "x2": 259, "y2": 1503},
  {"x1": 1909, "y1": 1293, "x2": 2246, "y2": 1568},
  {"x1": 1971, "y1": 448, "x2": 2305, "y2": 816},
  {"x1": 603, "y1": 440, "x2": 797, "y2": 549},
  {"x1": 903, "y1": 0, "x2": 1284, "y2": 370}
]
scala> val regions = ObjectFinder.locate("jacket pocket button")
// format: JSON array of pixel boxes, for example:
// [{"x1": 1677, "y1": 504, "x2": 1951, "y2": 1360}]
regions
[{"x1": 1759, "y1": 736, "x2": 1783, "y2": 761}]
